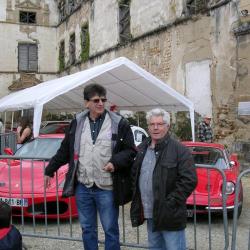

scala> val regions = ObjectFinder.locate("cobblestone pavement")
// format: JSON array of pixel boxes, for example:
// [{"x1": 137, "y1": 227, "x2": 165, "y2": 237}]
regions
[{"x1": 19, "y1": 175, "x2": 250, "y2": 250}]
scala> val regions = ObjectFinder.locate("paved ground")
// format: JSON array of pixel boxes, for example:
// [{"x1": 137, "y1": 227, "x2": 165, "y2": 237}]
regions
[{"x1": 19, "y1": 175, "x2": 250, "y2": 250}]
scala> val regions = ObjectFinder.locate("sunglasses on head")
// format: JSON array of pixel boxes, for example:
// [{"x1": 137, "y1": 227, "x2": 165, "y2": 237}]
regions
[{"x1": 89, "y1": 98, "x2": 107, "y2": 103}]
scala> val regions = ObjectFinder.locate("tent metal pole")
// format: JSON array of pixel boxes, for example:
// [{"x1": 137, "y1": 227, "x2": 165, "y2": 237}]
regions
[{"x1": 11, "y1": 112, "x2": 14, "y2": 131}]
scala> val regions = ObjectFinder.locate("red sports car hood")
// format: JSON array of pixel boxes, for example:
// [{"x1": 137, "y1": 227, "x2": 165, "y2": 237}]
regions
[{"x1": 0, "y1": 160, "x2": 67, "y2": 194}]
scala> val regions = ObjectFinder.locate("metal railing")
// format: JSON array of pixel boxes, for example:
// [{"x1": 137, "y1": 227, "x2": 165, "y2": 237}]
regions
[
  {"x1": 0, "y1": 155, "x2": 248, "y2": 249},
  {"x1": 231, "y1": 168, "x2": 250, "y2": 250}
]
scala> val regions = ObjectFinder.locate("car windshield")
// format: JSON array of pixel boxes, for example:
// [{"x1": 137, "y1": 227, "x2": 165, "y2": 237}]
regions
[
  {"x1": 40, "y1": 124, "x2": 69, "y2": 134},
  {"x1": 14, "y1": 138, "x2": 63, "y2": 158},
  {"x1": 189, "y1": 146, "x2": 229, "y2": 169}
]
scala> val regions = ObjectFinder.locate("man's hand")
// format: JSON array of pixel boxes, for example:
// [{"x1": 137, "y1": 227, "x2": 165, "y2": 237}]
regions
[
  {"x1": 44, "y1": 175, "x2": 52, "y2": 189},
  {"x1": 103, "y1": 162, "x2": 115, "y2": 172},
  {"x1": 17, "y1": 126, "x2": 22, "y2": 133}
]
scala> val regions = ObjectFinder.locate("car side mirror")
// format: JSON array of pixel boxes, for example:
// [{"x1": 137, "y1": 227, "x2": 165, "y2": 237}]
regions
[
  {"x1": 229, "y1": 160, "x2": 236, "y2": 167},
  {"x1": 4, "y1": 148, "x2": 13, "y2": 155},
  {"x1": 229, "y1": 153, "x2": 239, "y2": 168}
]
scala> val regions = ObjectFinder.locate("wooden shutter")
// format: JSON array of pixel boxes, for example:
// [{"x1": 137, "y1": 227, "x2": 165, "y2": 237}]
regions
[
  {"x1": 28, "y1": 44, "x2": 38, "y2": 71},
  {"x1": 18, "y1": 44, "x2": 37, "y2": 72},
  {"x1": 18, "y1": 44, "x2": 29, "y2": 71}
]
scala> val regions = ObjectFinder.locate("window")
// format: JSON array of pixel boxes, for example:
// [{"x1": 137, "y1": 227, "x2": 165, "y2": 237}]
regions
[
  {"x1": 58, "y1": 0, "x2": 66, "y2": 21},
  {"x1": 186, "y1": 0, "x2": 208, "y2": 15},
  {"x1": 119, "y1": 0, "x2": 131, "y2": 43},
  {"x1": 59, "y1": 40, "x2": 65, "y2": 71},
  {"x1": 19, "y1": 11, "x2": 36, "y2": 24},
  {"x1": 69, "y1": 33, "x2": 76, "y2": 64},
  {"x1": 81, "y1": 24, "x2": 90, "y2": 62},
  {"x1": 18, "y1": 44, "x2": 38, "y2": 72},
  {"x1": 68, "y1": 0, "x2": 76, "y2": 14}
]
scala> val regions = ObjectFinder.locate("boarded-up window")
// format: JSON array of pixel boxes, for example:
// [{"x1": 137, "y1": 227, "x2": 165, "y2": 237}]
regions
[
  {"x1": 59, "y1": 40, "x2": 65, "y2": 71},
  {"x1": 69, "y1": 33, "x2": 76, "y2": 64},
  {"x1": 119, "y1": 0, "x2": 131, "y2": 43},
  {"x1": 19, "y1": 11, "x2": 36, "y2": 24},
  {"x1": 18, "y1": 44, "x2": 38, "y2": 72}
]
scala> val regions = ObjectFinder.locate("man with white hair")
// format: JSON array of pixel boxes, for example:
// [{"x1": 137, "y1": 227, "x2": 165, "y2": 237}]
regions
[{"x1": 130, "y1": 108, "x2": 197, "y2": 250}]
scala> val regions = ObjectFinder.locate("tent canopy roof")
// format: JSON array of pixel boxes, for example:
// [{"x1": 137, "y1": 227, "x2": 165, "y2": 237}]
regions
[{"x1": 0, "y1": 57, "x2": 195, "y2": 138}]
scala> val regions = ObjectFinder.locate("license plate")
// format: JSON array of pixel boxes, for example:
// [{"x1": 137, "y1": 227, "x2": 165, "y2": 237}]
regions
[
  {"x1": 0, "y1": 197, "x2": 28, "y2": 207},
  {"x1": 187, "y1": 209, "x2": 194, "y2": 217}
]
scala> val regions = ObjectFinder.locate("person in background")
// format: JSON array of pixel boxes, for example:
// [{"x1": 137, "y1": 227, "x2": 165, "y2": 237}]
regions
[
  {"x1": 0, "y1": 119, "x2": 4, "y2": 134},
  {"x1": 197, "y1": 114, "x2": 213, "y2": 142},
  {"x1": 110, "y1": 104, "x2": 118, "y2": 113},
  {"x1": 0, "y1": 118, "x2": 4, "y2": 154},
  {"x1": 130, "y1": 108, "x2": 197, "y2": 250},
  {"x1": 44, "y1": 83, "x2": 136, "y2": 250},
  {"x1": 16, "y1": 117, "x2": 32, "y2": 149},
  {"x1": 0, "y1": 201, "x2": 22, "y2": 250}
]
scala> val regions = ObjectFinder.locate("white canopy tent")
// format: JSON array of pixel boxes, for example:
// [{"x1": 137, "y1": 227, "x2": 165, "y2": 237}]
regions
[{"x1": 0, "y1": 57, "x2": 195, "y2": 140}]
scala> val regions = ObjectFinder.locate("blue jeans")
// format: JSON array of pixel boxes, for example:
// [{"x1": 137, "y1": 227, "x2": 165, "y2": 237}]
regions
[
  {"x1": 147, "y1": 219, "x2": 186, "y2": 250},
  {"x1": 75, "y1": 183, "x2": 120, "y2": 250}
]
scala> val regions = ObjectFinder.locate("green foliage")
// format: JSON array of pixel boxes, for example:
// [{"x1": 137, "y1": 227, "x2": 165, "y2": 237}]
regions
[
  {"x1": 126, "y1": 111, "x2": 147, "y2": 131},
  {"x1": 170, "y1": 112, "x2": 192, "y2": 141},
  {"x1": 45, "y1": 112, "x2": 74, "y2": 121},
  {"x1": 58, "y1": 53, "x2": 65, "y2": 72},
  {"x1": 81, "y1": 25, "x2": 90, "y2": 63}
]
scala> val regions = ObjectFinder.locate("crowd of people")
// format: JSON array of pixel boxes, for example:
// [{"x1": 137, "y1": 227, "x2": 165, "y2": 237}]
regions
[{"x1": 0, "y1": 83, "x2": 217, "y2": 250}]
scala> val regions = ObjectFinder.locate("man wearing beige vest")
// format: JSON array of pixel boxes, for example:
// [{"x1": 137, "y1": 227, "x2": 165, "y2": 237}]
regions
[{"x1": 44, "y1": 84, "x2": 136, "y2": 250}]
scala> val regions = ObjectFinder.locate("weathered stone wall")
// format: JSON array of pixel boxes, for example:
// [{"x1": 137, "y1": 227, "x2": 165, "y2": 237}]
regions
[
  {"x1": 130, "y1": 0, "x2": 184, "y2": 37},
  {"x1": 89, "y1": 0, "x2": 119, "y2": 55}
]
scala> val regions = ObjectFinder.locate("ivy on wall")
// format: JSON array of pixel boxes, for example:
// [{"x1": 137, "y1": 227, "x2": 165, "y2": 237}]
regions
[
  {"x1": 59, "y1": 54, "x2": 65, "y2": 71},
  {"x1": 81, "y1": 24, "x2": 90, "y2": 62}
]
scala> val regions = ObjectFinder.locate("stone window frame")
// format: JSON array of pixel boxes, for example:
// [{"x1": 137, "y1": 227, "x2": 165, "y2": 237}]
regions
[
  {"x1": 19, "y1": 11, "x2": 37, "y2": 24},
  {"x1": 118, "y1": 0, "x2": 131, "y2": 44},
  {"x1": 69, "y1": 33, "x2": 76, "y2": 65},
  {"x1": 18, "y1": 43, "x2": 38, "y2": 73}
]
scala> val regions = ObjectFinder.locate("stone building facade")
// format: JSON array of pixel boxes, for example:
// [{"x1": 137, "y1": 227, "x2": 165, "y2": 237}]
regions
[{"x1": 0, "y1": 0, "x2": 250, "y2": 159}]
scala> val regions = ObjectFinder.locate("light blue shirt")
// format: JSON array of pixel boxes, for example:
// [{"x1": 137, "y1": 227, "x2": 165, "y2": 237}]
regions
[{"x1": 139, "y1": 147, "x2": 156, "y2": 219}]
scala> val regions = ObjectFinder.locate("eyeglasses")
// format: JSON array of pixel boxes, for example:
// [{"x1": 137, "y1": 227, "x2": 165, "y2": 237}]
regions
[
  {"x1": 148, "y1": 123, "x2": 166, "y2": 128},
  {"x1": 89, "y1": 98, "x2": 107, "y2": 103}
]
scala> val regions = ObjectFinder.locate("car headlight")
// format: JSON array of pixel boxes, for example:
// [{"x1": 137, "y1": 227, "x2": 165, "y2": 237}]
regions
[{"x1": 225, "y1": 182, "x2": 235, "y2": 195}]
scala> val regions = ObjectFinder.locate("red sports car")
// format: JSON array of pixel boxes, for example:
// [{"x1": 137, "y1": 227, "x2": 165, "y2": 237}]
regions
[
  {"x1": 0, "y1": 134, "x2": 78, "y2": 219},
  {"x1": 184, "y1": 141, "x2": 243, "y2": 218}
]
